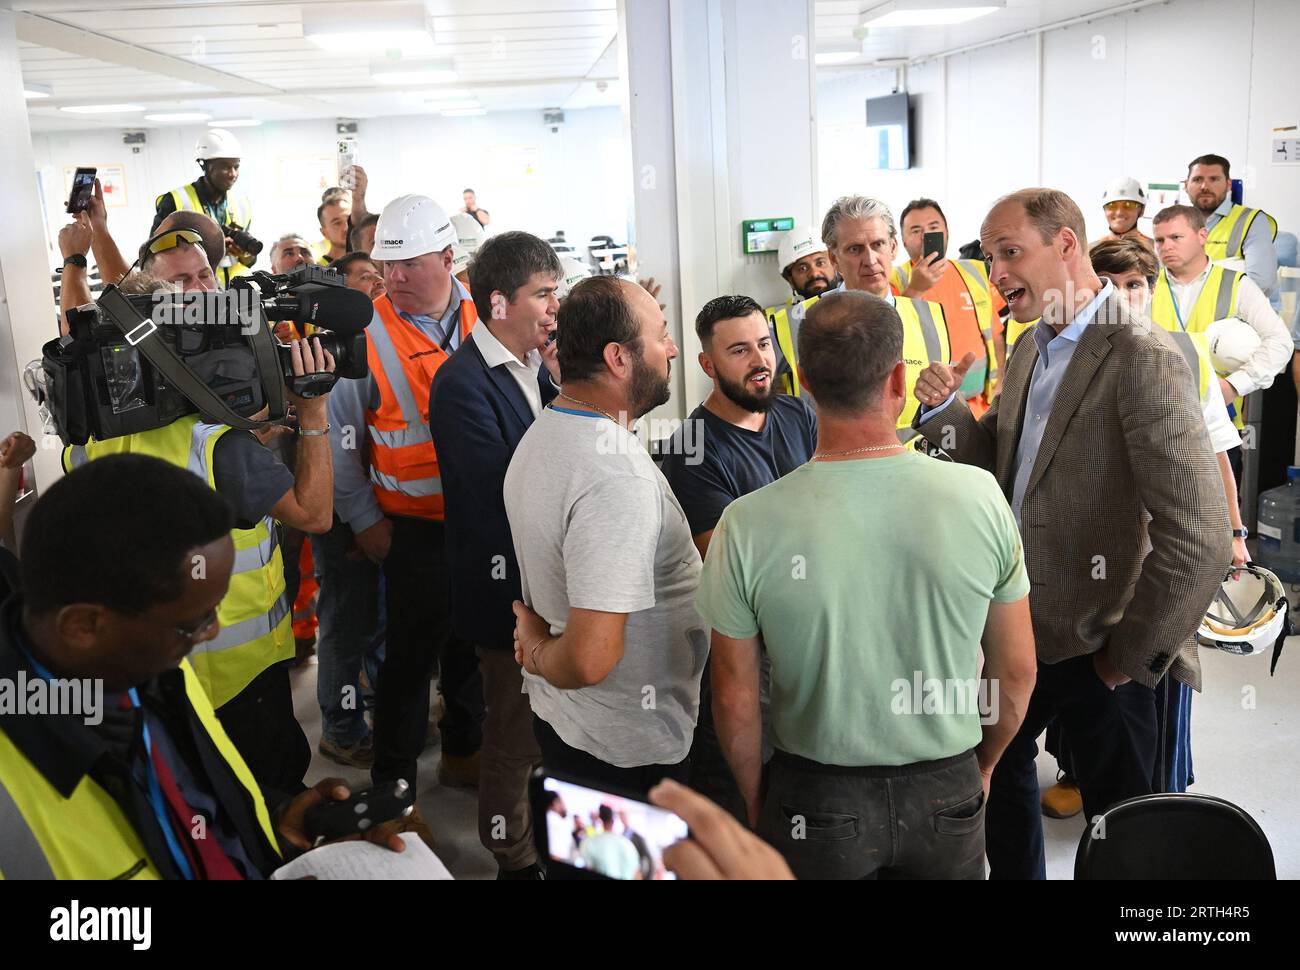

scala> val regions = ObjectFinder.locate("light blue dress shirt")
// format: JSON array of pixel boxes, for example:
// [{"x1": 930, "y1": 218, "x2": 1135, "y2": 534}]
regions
[
  {"x1": 1207, "y1": 197, "x2": 1280, "y2": 309},
  {"x1": 327, "y1": 276, "x2": 473, "y2": 532},
  {"x1": 1007, "y1": 281, "x2": 1113, "y2": 522},
  {"x1": 920, "y1": 281, "x2": 1114, "y2": 525}
]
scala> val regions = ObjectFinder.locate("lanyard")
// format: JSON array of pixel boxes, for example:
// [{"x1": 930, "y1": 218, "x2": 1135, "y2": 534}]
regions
[
  {"x1": 12, "y1": 639, "x2": 194, "y2": 878},
  {"x1": 127, "y1": 687, "x2": 195, "y2": 880},
  {"x1": 1170, "y1": 287, "x2": 1189, "y2": 332}
]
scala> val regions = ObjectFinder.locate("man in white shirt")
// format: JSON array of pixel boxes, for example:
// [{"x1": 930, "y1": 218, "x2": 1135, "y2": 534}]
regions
[
  {"x1": 428, "y1": 231, "x2": 563, "y2": 879},
  {"x1": 506, "y1": 276, "x2": 708, "y2": 794},
  {"x1": 1150, "y1": 205, "x2": 1290, "y2": 482}
]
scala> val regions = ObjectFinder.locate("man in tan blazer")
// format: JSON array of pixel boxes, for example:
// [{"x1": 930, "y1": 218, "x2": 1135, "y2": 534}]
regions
[{"x1": 913, "y1": 188, "x2": 1231, "y2": 880}]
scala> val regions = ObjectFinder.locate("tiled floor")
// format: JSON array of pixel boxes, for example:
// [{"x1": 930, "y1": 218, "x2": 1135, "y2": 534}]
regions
[{"x1": 291, "y1": 633, "x2": 1300, "y2": 880}]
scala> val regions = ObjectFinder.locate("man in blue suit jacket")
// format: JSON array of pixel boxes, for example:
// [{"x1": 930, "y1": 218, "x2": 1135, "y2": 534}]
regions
[{"x1": 429, "y1": 231, "x2": 562, "y2": 879}]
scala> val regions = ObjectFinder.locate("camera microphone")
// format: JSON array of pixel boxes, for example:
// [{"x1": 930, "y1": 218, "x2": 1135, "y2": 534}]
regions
[{"x1": 267, "y1": 283, "x2": 374, "y2": 335}]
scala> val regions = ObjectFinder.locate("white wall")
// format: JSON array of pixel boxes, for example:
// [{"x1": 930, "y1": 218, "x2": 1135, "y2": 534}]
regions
[
  {"x1": 817, "y1": 0, "x2": 1299, "y2": 253},
  {"x1": 31, "y1": 107, "x2": 632, "y2": 274}
]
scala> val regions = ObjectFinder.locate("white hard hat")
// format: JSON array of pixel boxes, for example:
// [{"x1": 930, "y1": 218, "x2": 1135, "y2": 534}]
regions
[
  {"x1": 1205, "y1": 316, "x2": 1261, "y2": 374},
  {"x1": 370, "y1": 194, "x2": 457, "y2": 261},
  {"x1": 777, "y1": 225, "x2": 825, "y2": 275},
  {"x1": 1199, "y1": 564, "x2": 1289, "y2": 671},
  {"x1": 450, "y1": 211, "x2": 485, "y2": 254},
  {"x1": 196, "y1": 128, "x2": 242, "y2": 161},
  {"x1": 1102, "y1": 176, "x2": 1148, "y2": 207},
  {"x1": 556, "y1": 255, "x2": 593, "y2": 299},
  {"x1": 452, "y1": 245, "x2": 472, "y2": 275}
]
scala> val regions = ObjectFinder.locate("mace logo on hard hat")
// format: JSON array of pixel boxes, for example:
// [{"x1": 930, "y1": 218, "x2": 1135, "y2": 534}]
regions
[{"x1": 370, "y1": 194, "x2": 457, "y2": 262}]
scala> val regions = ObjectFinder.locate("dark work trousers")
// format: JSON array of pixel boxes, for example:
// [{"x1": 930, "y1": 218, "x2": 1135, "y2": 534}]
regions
[
  {"x1": 533, "y1": 715, "x2": 689, "y2": 795},
  {"x1": 216, "y1": 660, "x2": 311, "y2": 797},
  {"x1": 987, "y1": 654, "x2": 1157, "y2": 880},
  {"x1": 759, "y1": 749, "x2": 986, "y2": 880},
  {"x1": 371, "y1": 515, "x2": 483, "y2": 789}
]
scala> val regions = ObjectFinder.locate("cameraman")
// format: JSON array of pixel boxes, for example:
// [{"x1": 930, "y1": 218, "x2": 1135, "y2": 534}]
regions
[
  {"x1": 65, "y1": 229, "x2": 336, "y2": 797},
  {"x1": 152, "y1": 128, "x2": 256, "y2": 288}
]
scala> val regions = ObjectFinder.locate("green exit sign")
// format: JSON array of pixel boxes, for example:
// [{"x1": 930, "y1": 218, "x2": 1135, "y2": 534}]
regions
[{"x1": 743, "y1": 217, "x2": 796, "y2": 255}]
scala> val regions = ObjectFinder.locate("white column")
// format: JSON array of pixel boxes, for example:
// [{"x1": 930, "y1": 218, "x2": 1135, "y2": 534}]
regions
[
  {"x1": 0, "y1": 9, "x2": 63, "y2": 495},
  {"x1": 620, "y1": 0, "x2": 816, "y2": 420}
]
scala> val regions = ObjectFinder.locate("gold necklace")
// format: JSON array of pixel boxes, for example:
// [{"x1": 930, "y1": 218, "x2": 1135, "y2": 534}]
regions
[
  {"x1": 813, "y1": 442, "x2": 907, "y2": 460},
  {"x1": 555, "y1": 392, "x2": 619, "y2": 423}
]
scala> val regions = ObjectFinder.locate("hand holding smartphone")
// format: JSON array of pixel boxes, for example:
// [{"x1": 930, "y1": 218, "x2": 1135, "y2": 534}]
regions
[{"x1": 66, "y1": 167, "x2": 97, "y2": 214}]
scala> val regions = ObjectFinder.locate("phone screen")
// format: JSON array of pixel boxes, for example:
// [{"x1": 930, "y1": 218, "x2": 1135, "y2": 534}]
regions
[
  {"x1": 923, "y1": 231, "x2": 945, "y2": 261},
  {"x1": 537, "y1": 774, "x2": 688, "y2": 880},
  {"x1": 67, "y1": 168, "x2": 96, "y2": 214}
]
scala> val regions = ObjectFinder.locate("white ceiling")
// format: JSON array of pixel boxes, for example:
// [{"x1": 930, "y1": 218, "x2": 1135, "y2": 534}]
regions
[
  {"x1": 17, "y1": 0, "x2": 623, "y2": 132},
  {"x1": 17, "y1": 0, "x2": 1159, "y2": 132},
  {"x1": 815, "y1": 0, "x2": 1162, "y2": 64}
]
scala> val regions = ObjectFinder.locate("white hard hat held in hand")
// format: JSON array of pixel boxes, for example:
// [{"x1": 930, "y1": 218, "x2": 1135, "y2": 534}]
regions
[
  {"x1": 196, "y1": 128, "x2": 242, "y2": 161},
  {"x1": 371, "y1": 195, "x2": 457, "y2": 261},
  {"x1": 1101, "y1": 176, "x2": 1147, "y2": 207}
]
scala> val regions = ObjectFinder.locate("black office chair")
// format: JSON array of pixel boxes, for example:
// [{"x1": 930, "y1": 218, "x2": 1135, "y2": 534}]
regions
[{"x1": 1075, "y1": 792, "x2": 1275, "y2": 880}]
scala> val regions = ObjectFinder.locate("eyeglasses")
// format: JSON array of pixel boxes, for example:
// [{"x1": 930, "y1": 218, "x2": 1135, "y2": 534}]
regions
[
  {"x1": 1104, "y1": 201, "x2": 1142, "y2": 212},
  {"x1": 144, "y1": 228, "x2": 203, "y2": 255},
  {"x1": 175, "y1": 607, "x2": 220, "y2": 644}
]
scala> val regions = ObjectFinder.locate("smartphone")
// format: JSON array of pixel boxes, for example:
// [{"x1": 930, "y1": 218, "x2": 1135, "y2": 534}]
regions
[
  {"x1": 66, "y1": 167, "x2": 96, "y2": 214},
  {"x1": 303, "y1": 778, "x2": 414, "y2": 846},
  {"x1": 530, "y1": 769, "x2": 689, "y2": 880},
  {"x1": 923, "y1": 231, "x2": 945, "y2": 263},
  {"x1": 337, "y1": 138, "x2": 358, "y2": 187}
]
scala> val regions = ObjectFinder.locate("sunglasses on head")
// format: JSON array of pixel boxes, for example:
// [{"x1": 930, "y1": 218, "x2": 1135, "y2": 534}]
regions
[{"x1": 144, "y1": 228, "x2": 204, "y2": 255}]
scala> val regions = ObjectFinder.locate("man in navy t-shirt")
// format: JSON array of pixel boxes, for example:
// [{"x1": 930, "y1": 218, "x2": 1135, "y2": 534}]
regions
[{"x1": 661, "y1": 295, "x2": 816, "y2": 820}]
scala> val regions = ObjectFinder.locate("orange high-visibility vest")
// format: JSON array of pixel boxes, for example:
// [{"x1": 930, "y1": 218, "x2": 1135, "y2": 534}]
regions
[{"x1": 365, "y1": 293, "x2": 477, "y2": 521}]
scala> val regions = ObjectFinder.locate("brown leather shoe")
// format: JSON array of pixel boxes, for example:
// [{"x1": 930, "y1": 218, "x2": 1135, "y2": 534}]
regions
[
  {"x1": 1041, "y1": 778, "x2": 1083, "y2": 819},
  {"x1": 439, "y1": 751, "x2": 480, "y2": 789},
  {"x1": 393, "y1": 805, "x2": 436, "y2": 851}
]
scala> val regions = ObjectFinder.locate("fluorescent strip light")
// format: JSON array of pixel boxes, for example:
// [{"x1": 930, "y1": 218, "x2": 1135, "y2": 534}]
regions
[
  {"x1": 145, "y1": 112, "x2": 212, "y2": 122},
  {"x1": 816, "y1": 51, "x2": 862, "y2": 65},
  {"x1": 60, "y1": 103, "x2": 145, "y2": 114},
  {"x1": 373, "y1": 69, "x2": 458, "y2": 85},
  {"x1": 308, "y1": 30, "x2": 436, "y2": 54},
  {"x1": 441, "y1": 108, "x2": 487, "y2": 117},
  {"x1": 423, "y1": 99, "x2": 479, "y2": 111},
  {"x1": 209, "y1": 118, "x2": 262, "y2": 128},
  {"x1": 865, "y1": 6, "x2": 999, "y2": 28}
]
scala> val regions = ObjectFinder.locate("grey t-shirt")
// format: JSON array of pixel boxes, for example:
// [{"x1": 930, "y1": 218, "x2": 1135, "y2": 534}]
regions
[
  {"x1": 212, "y1": 431, "x2": 294, "y2": 530},
  {"x1": 503, "y1": 407, "x2": 708, "y2": 768}
]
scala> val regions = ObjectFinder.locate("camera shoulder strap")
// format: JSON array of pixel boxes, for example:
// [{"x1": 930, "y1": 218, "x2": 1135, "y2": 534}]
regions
[{"x1": 96, "y1": 286, "x2": 280, "y2": 432}]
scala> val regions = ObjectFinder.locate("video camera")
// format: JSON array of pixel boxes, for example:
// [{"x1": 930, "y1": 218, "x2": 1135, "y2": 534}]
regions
[{"x1": 34, "y1": 264, "x2": 373, "y2": 446}]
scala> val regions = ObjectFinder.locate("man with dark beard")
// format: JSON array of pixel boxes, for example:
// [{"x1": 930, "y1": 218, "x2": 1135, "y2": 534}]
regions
[
  {"x1": 660, "y1": 295, "x2": 817, "y2": 820},
  {"x1": 662, "y1": 295, "x2": 817, "y2": 558},
  {"x1": 505, "y1": 277, "x2": 707, "y2": 793},
  {"x1": 768, "y1": 226, "x2": 841, "y2": 399}
]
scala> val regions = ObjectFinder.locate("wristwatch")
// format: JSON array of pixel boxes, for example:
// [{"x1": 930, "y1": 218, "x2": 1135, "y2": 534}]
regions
[
  {"x1": 61, "y1": 253, "x2": 88, "y2": 270},
  {"x1": 1232, "y1": 528, "x2": 1249, "y2": 539}
]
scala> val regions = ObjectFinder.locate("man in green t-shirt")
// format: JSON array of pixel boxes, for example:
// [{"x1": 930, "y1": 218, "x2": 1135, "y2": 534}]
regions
[{"x1": 697, "y1": 290, "x2": 1037, "y2": 880}]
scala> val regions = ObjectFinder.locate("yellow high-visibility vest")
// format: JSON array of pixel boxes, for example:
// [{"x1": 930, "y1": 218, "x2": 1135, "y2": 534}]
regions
[
  {"x1": 1151, "y1": 264, "x2": 1244, "y2": 427},
  {"x1": 891, "y1": 259, "x2": 999, "y2": 399},
  {"x1": 766, "y1": 291, "x2": 950, "y2": 434},
  {"x1": 0, "y1": 659, "x2": 280, "y2": 879},
  {"x1": 155, "y1": 183, "x2": 254, "y2": 286},
  {"x1": 1167, "y1": 330, "x2": 1215, "y2": 405},
  {"x1": 1206, "y1": 205, "x2": 1278, "y2": 263},
  {"x1": 64, "y1": 416, "x2": 292, "y2": 708},
  {"x1": 1005, "y1": 316, "x2": 1038, "y2": 350}
]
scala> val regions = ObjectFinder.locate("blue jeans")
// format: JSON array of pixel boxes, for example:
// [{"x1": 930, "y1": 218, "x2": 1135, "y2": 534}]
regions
[{"x1": 312, "y1": 519, "x2": 386, "y2": 746}]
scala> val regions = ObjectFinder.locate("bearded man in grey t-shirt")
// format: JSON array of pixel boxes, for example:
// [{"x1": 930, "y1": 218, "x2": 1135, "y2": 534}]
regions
[{"x1": 505, "y1": 276, "x2": 708, "y2": 792}]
